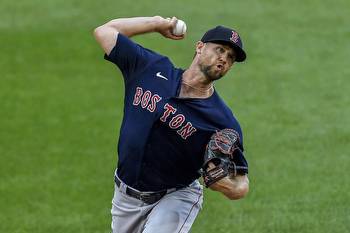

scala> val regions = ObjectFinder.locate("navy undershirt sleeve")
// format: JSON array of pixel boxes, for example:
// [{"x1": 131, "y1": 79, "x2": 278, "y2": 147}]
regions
[{"x1": 232, "y1": 149, "x2": 249, "y2": 174}]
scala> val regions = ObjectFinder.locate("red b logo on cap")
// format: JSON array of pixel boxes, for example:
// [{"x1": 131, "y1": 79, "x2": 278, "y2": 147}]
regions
[{"x1": 230, "y1": 31, "x2": 239, "y2": 43}]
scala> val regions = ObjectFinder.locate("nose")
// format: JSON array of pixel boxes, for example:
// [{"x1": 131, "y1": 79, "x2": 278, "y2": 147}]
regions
[{"x1": 218, "y1": 55, "x2": 227, "y2": 64}]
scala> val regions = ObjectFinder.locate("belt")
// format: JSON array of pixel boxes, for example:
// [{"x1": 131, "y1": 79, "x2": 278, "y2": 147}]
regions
[{"x1": 114, "y1": 176, "x2": 175, "y2": 204}]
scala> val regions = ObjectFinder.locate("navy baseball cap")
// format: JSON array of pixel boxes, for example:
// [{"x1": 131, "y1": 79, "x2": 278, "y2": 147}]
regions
[{"x1": 201, "y1": 25, "x2": 246, "y2": 62}]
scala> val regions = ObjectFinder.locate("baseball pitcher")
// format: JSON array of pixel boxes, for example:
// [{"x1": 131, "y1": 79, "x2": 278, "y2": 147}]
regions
[{"x1": 93, "y1": 16, "x2": 249, "y2": 233}]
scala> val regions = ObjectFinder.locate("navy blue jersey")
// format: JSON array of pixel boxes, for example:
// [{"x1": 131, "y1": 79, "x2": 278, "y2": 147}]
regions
[{"x1": 104, "y1": 34, "x2": 248, "y2": 191}]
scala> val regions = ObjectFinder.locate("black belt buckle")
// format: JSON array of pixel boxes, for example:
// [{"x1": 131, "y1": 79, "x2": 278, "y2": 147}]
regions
[
  {"x1": 139, "y1": 192, "x2": 155, "y2": 204},
  {"x1": 115, "y1": 176, "x2": 167, "y2": 204},
  {"x1": 139, "y1": 191, "x2": 165, "y2": 204}
]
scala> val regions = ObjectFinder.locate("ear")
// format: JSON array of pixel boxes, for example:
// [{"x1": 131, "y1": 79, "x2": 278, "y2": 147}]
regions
[{"x1": 195, "y1": 41, "x2": 205, "y2": 54}]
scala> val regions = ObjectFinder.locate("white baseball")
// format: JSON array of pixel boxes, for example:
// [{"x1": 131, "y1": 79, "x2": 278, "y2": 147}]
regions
[{"x1": 172, "y1": 19, "x2": 187, "y2": 36}]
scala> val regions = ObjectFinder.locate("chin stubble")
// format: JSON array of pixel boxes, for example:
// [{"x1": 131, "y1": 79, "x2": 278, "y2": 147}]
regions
[{"x1": 200, "y1": 64, "x2": 223, "y2": 81}]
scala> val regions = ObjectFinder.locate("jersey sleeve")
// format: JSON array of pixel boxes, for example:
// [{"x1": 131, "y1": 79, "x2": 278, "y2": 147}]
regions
[
  {"x1": 232, "y1": 148, "x2": 248, "y2": 175},
  {"x1": 104, "y1": 33, "x2": 162, "y2": 82},
  {"x1": 221, "y1": 106, "x2": 248, "y2": 175},
  {"x1": 231, "y1": 126, "x2": 248, "y2": 175}
]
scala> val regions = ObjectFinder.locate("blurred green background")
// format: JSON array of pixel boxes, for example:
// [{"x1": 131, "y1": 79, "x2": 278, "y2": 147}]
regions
[{"x1": 1, "y1": 0, "x2": 349, "y2": 232}]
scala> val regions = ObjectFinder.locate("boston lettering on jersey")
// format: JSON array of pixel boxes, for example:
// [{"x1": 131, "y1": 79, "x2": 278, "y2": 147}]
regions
[{"x1": 132, "y1": 86, "x2": 197, "y2": 139}]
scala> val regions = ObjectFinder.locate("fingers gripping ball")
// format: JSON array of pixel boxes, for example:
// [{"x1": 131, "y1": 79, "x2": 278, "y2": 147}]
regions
[
  {"x1": 172, "y1": 19, "x2": 187, "y2": 36},
  {"x1": 202, "y1": 129, "x2": 242, "y2": 187}
]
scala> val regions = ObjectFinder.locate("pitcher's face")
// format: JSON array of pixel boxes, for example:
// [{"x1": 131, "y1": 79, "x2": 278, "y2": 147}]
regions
[{"x1": 196, "y1": 42, "x2": 236, "y2": 81}]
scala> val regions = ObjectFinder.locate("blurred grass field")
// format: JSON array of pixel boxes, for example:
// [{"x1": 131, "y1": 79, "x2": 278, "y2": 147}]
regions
[{"x1": 1, "y1": 0, "x2": 350, "y2": 232}]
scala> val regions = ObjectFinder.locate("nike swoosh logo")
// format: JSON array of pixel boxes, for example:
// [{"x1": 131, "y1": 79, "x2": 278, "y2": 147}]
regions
[{"x1": 156, "y1": 72, "x2": 168, "y2": 80}]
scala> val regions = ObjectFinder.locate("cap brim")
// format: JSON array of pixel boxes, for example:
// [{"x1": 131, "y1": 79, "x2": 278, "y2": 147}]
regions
[{"x1": 203, "y1": 39, "x2": 247, "y2": 62}]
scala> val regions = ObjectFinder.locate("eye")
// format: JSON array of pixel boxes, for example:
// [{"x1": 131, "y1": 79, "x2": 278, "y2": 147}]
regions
[{"x1": 216, "y1": 47, "x2": 225, "y2": 53}]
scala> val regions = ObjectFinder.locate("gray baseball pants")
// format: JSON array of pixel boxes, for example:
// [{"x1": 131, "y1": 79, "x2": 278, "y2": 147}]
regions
[{"x1": 111, "y1": 178, "x2": 203, "y2": 233}]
